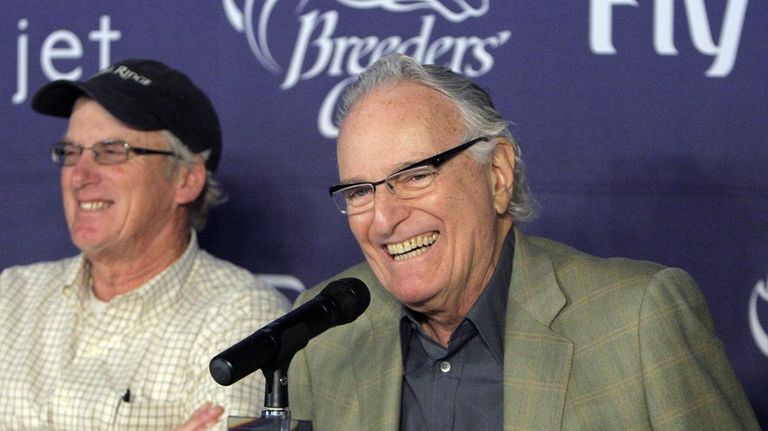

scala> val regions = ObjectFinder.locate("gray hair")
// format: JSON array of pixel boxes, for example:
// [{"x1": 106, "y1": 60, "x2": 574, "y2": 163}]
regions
[
  {"x1": 337, "y1": 53, "x2": 537, "y2": 224},
  {"x1": 163, "y1": 131, "x2": 228, "y2": 231}
]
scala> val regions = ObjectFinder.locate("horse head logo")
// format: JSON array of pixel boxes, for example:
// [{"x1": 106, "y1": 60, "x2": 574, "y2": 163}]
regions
[{"x1": 333, "y1": 0, "x2": 489, "y2": 22}]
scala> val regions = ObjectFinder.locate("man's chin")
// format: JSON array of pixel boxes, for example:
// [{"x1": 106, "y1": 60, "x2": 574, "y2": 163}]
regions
[
  {"x1": 387, "y1": 281, "x2": 441, "y2": 308},
  {"x1": 71, "y1": 234, "x2": 109, "y2": 257}
]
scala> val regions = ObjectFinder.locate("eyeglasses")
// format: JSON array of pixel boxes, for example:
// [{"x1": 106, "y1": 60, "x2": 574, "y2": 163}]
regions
[
  {"x1": 51, "y1": 140, "x2": 176, "y2": 166},
  {"x1": 329, "y1": 136, "x2": 490, "y2": 215}
]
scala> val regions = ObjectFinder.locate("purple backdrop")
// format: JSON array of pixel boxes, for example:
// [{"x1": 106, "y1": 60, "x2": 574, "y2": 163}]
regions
[{"x1": 1, "y1": 1, "x2": 766, "y2": 425}]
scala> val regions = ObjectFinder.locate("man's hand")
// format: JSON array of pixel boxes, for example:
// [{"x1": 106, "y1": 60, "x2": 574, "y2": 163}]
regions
[{"x1": 174, "y1": 402, "x2": 225, "y2": 431}]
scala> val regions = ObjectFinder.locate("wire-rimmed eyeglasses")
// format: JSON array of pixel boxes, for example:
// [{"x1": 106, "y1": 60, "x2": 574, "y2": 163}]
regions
[
  {"x1": 51, "y1": 140, "x2": 176, "y2": 166},
  {"x1": 329, "y1": 136, "x2": 490, "y2": 215}
]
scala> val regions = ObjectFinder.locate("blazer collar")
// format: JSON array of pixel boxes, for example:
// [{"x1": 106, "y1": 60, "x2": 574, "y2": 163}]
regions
[
  {"x1": 503, "y1": 228, "x2": 573, "y2": 430},
  {"x1": 350, "y1": 267, "x2": 403, "y2": 431},
  {"x1": 509, "y1": 228, "x2": 568, "y2": 326}
]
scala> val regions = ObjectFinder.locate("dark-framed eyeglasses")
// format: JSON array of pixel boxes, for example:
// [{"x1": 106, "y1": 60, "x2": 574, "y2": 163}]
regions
[
  {"x1": 51, "y1": 139, "x2": 176, "y2": 166},
  {"x1": 329, "y1": 136, "x2": 490, "y2": 215}
]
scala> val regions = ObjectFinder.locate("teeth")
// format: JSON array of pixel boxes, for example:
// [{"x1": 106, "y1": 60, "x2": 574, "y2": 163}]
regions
[
  {"x1": 394, "y1": 247, "x2": 428, "y2": 261},
  {"x1": 79, "y1": 201, "x2": 111, "y2": 211},
  {"x1": 387, "y1": 233, "x2": 438, "y2": 260}
]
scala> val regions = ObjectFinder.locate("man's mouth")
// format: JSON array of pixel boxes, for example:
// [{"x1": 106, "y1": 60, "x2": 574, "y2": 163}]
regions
[
  {"x1": 79, "y1": 200, "x2": 112, "y2": 211},
  {"x1": 386, "y1": 232, "x2": 439, "y2": 261}
]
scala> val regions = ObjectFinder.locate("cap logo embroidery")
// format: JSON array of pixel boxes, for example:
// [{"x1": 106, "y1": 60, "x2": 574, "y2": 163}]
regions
[{"x1": 109, "y1": 65, "x2": 152, "y2": 86}]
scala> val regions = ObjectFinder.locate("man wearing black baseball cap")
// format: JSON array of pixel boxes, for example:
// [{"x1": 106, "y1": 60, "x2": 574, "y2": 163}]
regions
[
  {"x1": 0, "y1": 59, "x2": 289, "y2": 430},
  {"x1": 32, "y1": 58, "x2": 223, "y2": 173}
]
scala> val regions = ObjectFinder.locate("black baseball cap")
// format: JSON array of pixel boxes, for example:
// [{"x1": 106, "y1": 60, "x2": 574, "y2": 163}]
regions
[{"x1": 31, "y1": 59, "x2": 222, "y2": 172}]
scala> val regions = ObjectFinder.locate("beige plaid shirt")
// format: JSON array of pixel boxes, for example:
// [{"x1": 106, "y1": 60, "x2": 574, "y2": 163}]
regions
[{"x1": 0, "y1": 233, "x2": 290, "y2": 430}]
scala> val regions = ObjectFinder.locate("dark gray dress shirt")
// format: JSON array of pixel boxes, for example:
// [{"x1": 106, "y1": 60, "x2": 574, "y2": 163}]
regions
[{"x1": 399, "y1": 231, "x2": 514, "y2": 431}]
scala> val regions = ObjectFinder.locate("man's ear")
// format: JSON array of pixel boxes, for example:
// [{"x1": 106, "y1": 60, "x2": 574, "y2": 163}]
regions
[
  {"x1": 489, "y1": 140, "x2": 516, "y2": 215},
  {"x1": 174, "y1": 154, "x2": 207, "y2": 205}
]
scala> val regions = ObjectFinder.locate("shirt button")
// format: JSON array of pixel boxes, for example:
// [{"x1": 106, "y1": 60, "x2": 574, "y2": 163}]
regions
[{"x1": 439, "y1": 361, "x2": 451, "y2": 373}]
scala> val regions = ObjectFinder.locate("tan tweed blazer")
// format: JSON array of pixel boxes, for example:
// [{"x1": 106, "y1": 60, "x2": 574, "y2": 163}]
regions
[{"x1": 288, "y1": 229, "x2": 758, "y2": 430}]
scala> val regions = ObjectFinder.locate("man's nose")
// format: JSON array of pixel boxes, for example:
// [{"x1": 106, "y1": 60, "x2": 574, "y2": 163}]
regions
[
  {"x1": 370, "y1": 187, "x2": 409, "y2": 235},
  {"x1": 69, "y1": 150, "x2": 101, "y2": 188}
]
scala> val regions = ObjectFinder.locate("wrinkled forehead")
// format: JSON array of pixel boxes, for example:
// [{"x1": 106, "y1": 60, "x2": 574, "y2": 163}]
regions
[{"x1": 336, "y1": 82, "x2": 465, "y2": 182}]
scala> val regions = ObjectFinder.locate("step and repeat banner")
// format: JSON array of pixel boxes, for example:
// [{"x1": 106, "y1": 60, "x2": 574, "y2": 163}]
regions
[{"x1": 1, "y1": 0, "x2": 766, "y2": 424}]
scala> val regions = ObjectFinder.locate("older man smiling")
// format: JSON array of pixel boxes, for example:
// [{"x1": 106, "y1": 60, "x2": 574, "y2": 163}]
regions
[{"x1": 287, "y1": 53, "x2": 759, "y2": 430}]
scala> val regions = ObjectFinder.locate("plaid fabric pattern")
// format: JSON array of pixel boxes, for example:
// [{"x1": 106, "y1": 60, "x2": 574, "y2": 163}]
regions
[
  {"x1": 0, "y1": 234, "x2": 290, "y2": 430},
  {"x1": 288, "y1": 229, "x2": 759, "y2": 431}
]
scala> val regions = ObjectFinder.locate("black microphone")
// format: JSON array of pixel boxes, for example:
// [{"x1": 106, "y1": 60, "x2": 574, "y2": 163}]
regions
[{"x1": 210, "y1": 277, "x2": 370, "y2": 386}]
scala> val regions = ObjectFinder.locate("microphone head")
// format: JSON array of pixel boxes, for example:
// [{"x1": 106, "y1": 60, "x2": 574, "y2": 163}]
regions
[
  {"x1": 210, "y1": 357, "x2": 234, "y2": 386},
  {"x1": 320, "y1": 278, "x2": 370, "y2": 324}
]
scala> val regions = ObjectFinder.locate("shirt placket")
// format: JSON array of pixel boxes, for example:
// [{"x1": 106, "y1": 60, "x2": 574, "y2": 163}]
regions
[{"x1": 52, "y1": 294, "x2": 145, "y2": 430}]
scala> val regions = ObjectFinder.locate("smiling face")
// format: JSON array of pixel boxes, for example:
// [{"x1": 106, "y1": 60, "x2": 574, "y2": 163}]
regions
[
  {"x1": 60, "y1": 98, "x2": 193, "y2": 264},
  {"x1": 337, "y1": 81, "x2": 515, "y2": 319}
]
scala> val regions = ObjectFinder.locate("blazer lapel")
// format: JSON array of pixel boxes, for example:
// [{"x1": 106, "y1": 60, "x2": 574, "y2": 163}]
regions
[
  {"x1": 503, "y1": 230, "x2": 574, "y2": 430},
  {"x1": 351, "y1": 271, "x2": 403, "y2": 431}
]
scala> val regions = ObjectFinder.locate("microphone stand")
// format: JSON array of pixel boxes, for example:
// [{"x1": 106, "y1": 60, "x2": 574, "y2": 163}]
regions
[{"x1": 260, "y1": 364, "x2": 291, "y2": 429}]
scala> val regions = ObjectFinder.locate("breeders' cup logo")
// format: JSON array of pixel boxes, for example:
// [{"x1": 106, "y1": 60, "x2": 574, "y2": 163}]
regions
[
  {"x1": 749, "y1": 275, "x2": 768, "y2": 358},
  {"x1": 222, "y1": 0, "x2": 510, "y2": 138},
  {"x1": 334, "y1": 0, "x2": 488, "y2": 21}
]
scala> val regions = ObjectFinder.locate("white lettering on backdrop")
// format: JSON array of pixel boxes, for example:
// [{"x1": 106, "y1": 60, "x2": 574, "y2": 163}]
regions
[
  {"x1": 11, "y1": 15, "x2": 121, "y2": 105},
  {"x1": 589, "y1": 0, "x2": 748, "y2": 77},
  {"x1": 222, "y1": 0, "x2": 509, "y2": 138}
]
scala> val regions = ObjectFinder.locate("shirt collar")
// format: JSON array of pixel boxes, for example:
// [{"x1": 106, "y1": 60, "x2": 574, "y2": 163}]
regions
[
  {"x1": 465, "y1": 229, "x2": 514, "y2": 365},
  {"x1": 61, "y1": 231, "x2": 201, "y2": 318},
  {"x1": 61, "y1": 255, "x2": 90, "y2": 304}
]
